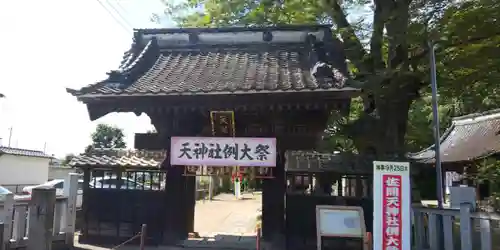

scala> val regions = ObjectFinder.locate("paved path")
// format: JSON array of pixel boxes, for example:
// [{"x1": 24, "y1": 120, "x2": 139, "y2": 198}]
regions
[{"x1": 194, "y1": 192, "x2": 262, "y2": 236}]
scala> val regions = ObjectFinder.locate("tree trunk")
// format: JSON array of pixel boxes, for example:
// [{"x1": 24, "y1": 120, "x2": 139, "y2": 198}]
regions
[
  {"x1": 348, "y1": 84, "x2": 413, "y2": 160},
  {"x1": 348, "y1": 75, "x2": 423, "y2": 201}
]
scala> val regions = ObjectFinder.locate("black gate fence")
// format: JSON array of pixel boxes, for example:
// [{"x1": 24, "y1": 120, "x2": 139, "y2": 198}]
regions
[
  {"x1": 69, "y1": 149, "x2": 168, "y2": 246},
  {"x1": 80, "y1": 168, "x2": 168, "y2": 245},
  {"x1": 284, "y1": 151, "x2": 374, "y2": 250}
]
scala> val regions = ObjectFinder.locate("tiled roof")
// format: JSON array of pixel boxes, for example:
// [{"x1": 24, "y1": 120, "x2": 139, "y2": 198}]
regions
[
  {"x1": 285, "y1": 151, "x2": 373, "y2": 174},
  {"x1": 69, "y1": 148, "x2": 166, "y2": 168},
  {"x1": 0, "y1": 146, "x2": 53, "y2": 159},
  {"x1": 408, "y1": 109, "x2": 500, "y2": 163},
  {"x1": 67, "y1": 26, "x2": 355, "y2": 98}
]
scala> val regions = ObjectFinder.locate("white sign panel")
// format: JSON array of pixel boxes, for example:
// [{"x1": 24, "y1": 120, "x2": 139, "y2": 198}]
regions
[
  {"x1": 316, "y1": 205, "x2": 367, "y2": 250},
  {"x1": 373, "y1": 161, "x2": 411, "y2": 250},
  {"x1": 317, "y1": 206, "x2": 364, "y2": 237},
  {"x1": 170, "y1": 137, "x2": 276, "y2": 167}
]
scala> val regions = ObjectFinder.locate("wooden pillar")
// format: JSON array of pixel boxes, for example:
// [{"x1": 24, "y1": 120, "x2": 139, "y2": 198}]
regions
[
  {"x1": 316, "y1": 173, "x2": 334, "y2": 195},
  {"x1": 154, "y1": 112, "x2": 201, "y2": 243},
  {"x1": 163, "y1": 164, "x2": 184, "y2": 243},
  {"x1": 27, "y1": 187, "x2": 56, "y2": 250},
  {"x1": 81, "y1": 168, "x2": 91, "y2": 238},
  {"x1": 185, "y1": 175, "x2": 196, "y2": 234},
  {"x1": 262, "y1": 150, "x2": 285, "y2": 242}
]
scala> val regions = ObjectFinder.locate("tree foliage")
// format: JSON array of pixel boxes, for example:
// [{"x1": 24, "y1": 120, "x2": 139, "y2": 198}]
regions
[
  {"x1": 85, "y1": 124, "x2": 126, "y2": 153},
  {"x1": 158, "y1": 0, "x2": 499, "y2": 158},
  {"x1": 62, "y1": 153, "x2": 75, "y2": 165}
]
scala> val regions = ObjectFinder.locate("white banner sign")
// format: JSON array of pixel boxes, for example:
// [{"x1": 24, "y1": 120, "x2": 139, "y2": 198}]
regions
[
  {"x1": 170, "y1": 137, "x2": 276, "y2": 167},
  {"x1": 373, "y1": 161, "x2": 411, "y2": 250}
]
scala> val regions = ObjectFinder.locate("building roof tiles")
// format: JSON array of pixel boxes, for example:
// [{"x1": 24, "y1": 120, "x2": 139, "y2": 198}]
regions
[
  {"x1": 67, "y1": 26, "x2": 356, "y2": 99},
  {"x1": 409, "y1": 109, "x2": 500, "y2": 164},
  {"x1": 69, "y1": 148, "x2": 166, "y2": 168},
  {"x1": 0, "y1": 146, "x2": 53, "y2": 159}
]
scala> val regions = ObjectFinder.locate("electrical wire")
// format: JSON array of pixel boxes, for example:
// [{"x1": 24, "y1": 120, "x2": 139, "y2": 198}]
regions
[
  {"x1": 115, "y1": 0, "x2": 130, "y2": 16},
  {"x1": 96, "y1": 0, "x2": 132, "y2": 35},
  {"x1": 105, "y1": 0, "x2": 135, "y2": 29}
]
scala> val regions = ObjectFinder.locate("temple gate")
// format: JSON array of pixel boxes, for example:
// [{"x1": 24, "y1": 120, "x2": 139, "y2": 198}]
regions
[{"x1": 67, "y1": 25, "x2": 358, "y2": 247}]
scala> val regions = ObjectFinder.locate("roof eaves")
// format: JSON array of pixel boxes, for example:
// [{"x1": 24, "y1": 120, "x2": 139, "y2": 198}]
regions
[
  {"x1": 0, "y1": 147, "x2": 54, "y2": 159},
  {"x1": 133, "y1": 25, "x2": 333, "y2": 36},
  {"x1": 408, "y1": 109, "x2": 500, "y2": 164},
  {"x1": 406, "y1": 122, "x2": 458, "y2": 162},
  {"x1": 452, "y1": 109, "x2": 500, "y2": 126},
  {"x1": 72, "y1": 87, "x2": 361, "y2": 101},
  {"x1": 67, "y1": 38, "x2": 159, "y2": 98}
]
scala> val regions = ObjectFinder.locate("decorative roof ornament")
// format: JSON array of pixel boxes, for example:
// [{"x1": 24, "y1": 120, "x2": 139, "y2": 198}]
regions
[
  {"x1": 262, "y1": 31, "x2": 273, "y2": 42},
  {"x1": 188, "y1": 32, "x2": 200, "y2": 44}
]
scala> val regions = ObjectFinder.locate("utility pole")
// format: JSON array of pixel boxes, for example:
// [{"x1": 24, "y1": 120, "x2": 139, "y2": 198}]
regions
[
  {"x1": 429, "y1": 41, "x2": 444, "y2": 209},
  {"x1": 8, "y1": 127, "x2": 13, "y2": 147},
  {"x1": 429, "y1": 41, "x2": 445, "y2": 249},
  {"x1": 0, "y1": 94, "x2": 5, "y2": 147}
]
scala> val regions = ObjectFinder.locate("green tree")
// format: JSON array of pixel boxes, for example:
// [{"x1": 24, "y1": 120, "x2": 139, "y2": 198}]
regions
[
  {"x1": 62, "y1": 153, "x2": 75, "y2": 165},
  {"x1": 158, "y1": 0, "x2": 499, "y2": 158},
  {"x1": 85, "y1": 124, "x2": 126, "y2": 153}
]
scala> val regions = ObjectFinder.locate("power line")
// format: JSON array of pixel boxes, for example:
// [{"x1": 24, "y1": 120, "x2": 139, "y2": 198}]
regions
[
  {"x1": 96, "y1": 0, "x2": 132, "y2": 35},
  {"x1": 115, "y1": 0, "x2": 130, "y2": 16},
  {"x1": 105, "y1": 0, "x2": 135, "y2": 29}
]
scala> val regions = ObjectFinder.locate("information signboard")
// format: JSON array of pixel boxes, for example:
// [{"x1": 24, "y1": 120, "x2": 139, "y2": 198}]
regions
[{"x1": 316, "y1": 205, "x2": 367, "y2": 250}]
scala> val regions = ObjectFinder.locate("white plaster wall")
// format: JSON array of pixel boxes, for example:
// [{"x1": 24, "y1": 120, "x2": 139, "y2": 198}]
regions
[
  {"x1": 48, "y1": 166, "x2": 76, "y2": 180},
  {"x1": 0, "y1": 155, "x2": 50, "y2": 185}
]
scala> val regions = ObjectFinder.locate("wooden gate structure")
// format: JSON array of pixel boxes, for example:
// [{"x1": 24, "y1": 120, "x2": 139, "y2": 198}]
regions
[
  {"x1": 284, "y1": 151, "x2": 373, "y2": 249},
  {"x1": 70, "y1": 149, "x2": 167, "y2": 245},
  {"x1": 67, "y1": 25, "x2": 359, "y2": 247}
]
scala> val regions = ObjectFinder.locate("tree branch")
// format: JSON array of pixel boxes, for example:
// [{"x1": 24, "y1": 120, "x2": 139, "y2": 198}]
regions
[
  {"x1": 385, "y1": 0, "x2": 410, "y2": 70},
  {"x1": 408, "y1": 30, "x2": 500, "y2": 67},
  {"x1": 370, "y1": 0, "x2": 389, "y2": 71},
  {"x1": 322, "y1": 0, "x2": 369, "y2": 73}
]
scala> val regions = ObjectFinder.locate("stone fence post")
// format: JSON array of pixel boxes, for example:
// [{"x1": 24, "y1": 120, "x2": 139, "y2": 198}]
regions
[
  {"x1": 62, "y1": 173, "x2": 79, "y2": 246},
  {"x1": 1, "y1": 193, "x2": 14, "y2": 249},
  {"x1": 27, "y1": 187, "x2": 56, "y2": 250}
]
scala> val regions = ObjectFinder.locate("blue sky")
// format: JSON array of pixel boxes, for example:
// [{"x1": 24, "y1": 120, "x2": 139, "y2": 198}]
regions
[{"x1": 0, "y1": 0, "x2": 173, "y2": 157}]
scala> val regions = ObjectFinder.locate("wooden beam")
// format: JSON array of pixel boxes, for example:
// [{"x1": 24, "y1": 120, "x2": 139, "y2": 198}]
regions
[{"x1": 85, "y1": 92, "x2": 352, "y2": 121}]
